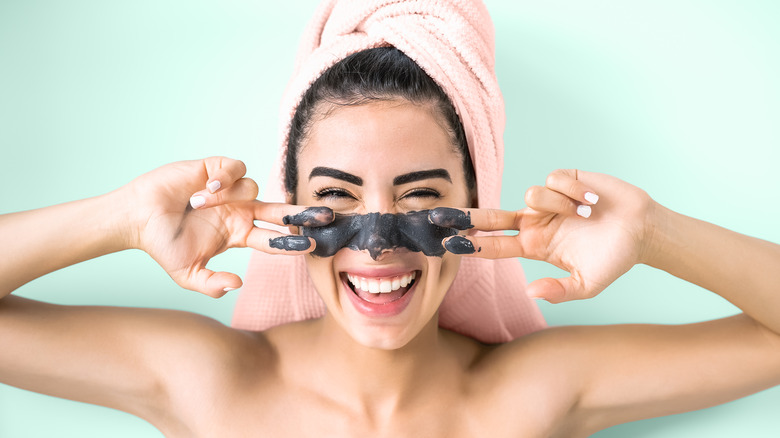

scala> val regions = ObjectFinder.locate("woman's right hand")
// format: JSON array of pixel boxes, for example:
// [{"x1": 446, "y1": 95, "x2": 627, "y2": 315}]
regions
[
  {"x1": 118, "y1": 157, "x2": 333, "y2": 297},
  {"x1": 431, "y1": 169, "x2": 656, "y2": 303}
]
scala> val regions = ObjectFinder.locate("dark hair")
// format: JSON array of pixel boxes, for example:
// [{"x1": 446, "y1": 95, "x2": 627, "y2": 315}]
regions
[{"x1": 284, "y1": 46, "x2": 476, "y2": 201}]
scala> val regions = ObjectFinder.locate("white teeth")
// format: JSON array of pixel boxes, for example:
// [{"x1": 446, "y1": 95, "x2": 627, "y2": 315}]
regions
[
  {"x1": 400, "y1": 271, "x2": 415, "y2": 288},
  {"x1": 347, "y1": 271, "x2": 416, "y2": 294}
]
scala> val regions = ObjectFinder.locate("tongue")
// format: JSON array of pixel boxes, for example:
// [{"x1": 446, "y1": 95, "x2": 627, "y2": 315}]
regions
[{"x1": 355, "y1": 285, "x2": 411, "y2": 304}]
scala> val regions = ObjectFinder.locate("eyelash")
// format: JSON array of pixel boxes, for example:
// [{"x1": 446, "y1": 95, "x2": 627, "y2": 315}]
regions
[
  {"x1": 313, "y1": 188, "x2": 354, "y2": 200},
  {"x1": 312, "y1": 188, "x2": 442, "y2": 201},
  {"x1": 402, "y1": 188, "x2": 441, "y2": 199}
]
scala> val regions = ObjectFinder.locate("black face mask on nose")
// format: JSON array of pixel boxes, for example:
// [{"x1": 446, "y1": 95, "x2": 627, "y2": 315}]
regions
[{"x1": 299, "y1": 210, "x2": 458, "y2": 260}]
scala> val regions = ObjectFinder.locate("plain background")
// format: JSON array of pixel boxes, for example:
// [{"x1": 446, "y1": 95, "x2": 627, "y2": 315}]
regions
[{"x1": 1, "y1": 0, "x2": 779, "y2": 436}]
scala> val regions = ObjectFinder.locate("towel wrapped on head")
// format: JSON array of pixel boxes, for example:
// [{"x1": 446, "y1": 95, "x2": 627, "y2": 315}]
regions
[{"x1": 231, "y1": 0, "x2": 546, "y2": 343}]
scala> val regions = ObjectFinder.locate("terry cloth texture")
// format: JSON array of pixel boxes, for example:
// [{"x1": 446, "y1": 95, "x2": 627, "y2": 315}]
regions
[{"x1": 231, "y1": 0, "x2": 546, "y2": 343}]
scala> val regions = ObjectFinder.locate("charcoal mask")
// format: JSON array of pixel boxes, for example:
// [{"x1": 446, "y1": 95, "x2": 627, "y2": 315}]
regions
[{"x1": 298, "y1": 210, "x2": 459, "y2": 259}]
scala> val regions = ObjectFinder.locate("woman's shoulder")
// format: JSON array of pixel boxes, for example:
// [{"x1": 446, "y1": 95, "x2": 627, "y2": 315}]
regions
[{"x1": 451, "y1": 326, "x2": 587, "y2": 435}]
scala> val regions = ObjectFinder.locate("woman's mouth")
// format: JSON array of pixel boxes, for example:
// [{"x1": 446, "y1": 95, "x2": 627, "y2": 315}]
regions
[{"x1": 341, "y1": 270, "x2": 419, "y2": 317}]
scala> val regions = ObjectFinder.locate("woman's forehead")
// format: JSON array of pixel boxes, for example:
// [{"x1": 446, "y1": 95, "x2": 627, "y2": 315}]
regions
[{"x1": 299, "y1": 100, "x2": 461, "y2": 175}]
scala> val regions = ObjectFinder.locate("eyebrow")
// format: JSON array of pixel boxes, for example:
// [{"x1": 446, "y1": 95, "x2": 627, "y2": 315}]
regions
[
  {"x1": 309, "y1": 167, "x2": 363, "y2": 186},
  {"x1": 393, "y1": 169, "x2": 452, "y2": 186}
]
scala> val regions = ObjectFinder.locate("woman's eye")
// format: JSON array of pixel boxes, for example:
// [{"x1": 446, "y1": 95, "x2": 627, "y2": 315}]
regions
[
  {"x1": 313, "y1": 188, "x2": 356, "y2": 200},
  {"x1": 403, "y1": 188, "x2": 441, "y2": 199}
]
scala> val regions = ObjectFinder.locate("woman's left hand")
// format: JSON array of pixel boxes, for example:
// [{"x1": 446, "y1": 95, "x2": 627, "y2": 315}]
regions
[
  {"x1": 430, "y1": 169, "x2": 658, "y2": 303},
  {"x1": 120, "y1": 157, "x2": 332, "y2": 297}
]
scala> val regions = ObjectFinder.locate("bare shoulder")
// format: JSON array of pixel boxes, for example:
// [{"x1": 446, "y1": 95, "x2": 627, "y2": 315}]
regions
[
  {"x1": 457, "y1": 316, "x2": 780, "y2": 437},
  {"x1": 135, "y1": 307, "x2": 279, "y2": 433},
  {"x1": 151, "y1": 308, "x2": 277, "y2": 399},
  {"x1": 0, "y1": 296, "x2": 278, "y2": 435},
  {"x1": 454, "y1": 326, "x2": 595, "y2": 437}
]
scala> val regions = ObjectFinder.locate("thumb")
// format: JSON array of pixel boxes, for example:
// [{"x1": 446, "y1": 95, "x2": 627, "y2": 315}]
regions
[
  {"x1": 527, "y1": 276, "x2": 584, "y2": 303},
  {"x1": 175, "y1": 266, "x2": 242, "y2": 298}
]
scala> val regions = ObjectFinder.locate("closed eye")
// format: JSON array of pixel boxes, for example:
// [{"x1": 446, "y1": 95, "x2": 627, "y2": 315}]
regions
[
  {"x1": 313, "y1": 188, "x2": 356, "y2": 200},
  {"x1": 402, "y1": 188, "x2": 441, "y2": 199}
]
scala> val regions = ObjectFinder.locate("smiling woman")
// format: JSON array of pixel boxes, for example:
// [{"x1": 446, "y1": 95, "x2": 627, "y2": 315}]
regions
[
  {"x1": 292, "y1": 97, "x2": 476, "y2": 349},
  {"x1": 2, "y1": 1, "x2": 780, "y2": 437}
]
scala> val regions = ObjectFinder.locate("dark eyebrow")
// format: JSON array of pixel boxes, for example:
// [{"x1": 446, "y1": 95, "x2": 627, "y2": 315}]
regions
[
  {"x1": 393, "y1": 169, "x2": 452, "y2": 186},
  {"x1": 308, "y1": 167, "x2": 363, "y2": 186}
]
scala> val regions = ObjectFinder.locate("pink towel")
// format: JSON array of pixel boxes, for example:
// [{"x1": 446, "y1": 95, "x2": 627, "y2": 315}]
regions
[{"x1": 231, "y1": 0, "x2": 546, "y2": 343}]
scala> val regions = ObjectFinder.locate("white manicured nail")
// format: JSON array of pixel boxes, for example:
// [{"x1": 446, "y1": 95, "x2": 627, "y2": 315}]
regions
[
  {"x1": 189, "y1": 195, "x2": 206, "y2": 209},
  {"x1": 207, "y1": 180, "x2": 221, "y2": 193},
  {"x1": 577, "y1": 205, "x2": 592, "y2": 218},
  {"x1": 584, "y1": 192, "x2": 599, "y2": 204},
  {"x1": 223, "y1": 287, "x2": 236, "y2": 292}
]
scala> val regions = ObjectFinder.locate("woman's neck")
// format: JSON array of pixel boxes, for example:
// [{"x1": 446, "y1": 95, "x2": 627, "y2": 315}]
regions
[{"x1": 297, "y1": 313, "x2": 460, "y2": 415}]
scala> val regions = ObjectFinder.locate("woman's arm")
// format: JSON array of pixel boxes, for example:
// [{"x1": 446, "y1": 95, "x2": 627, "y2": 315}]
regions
[
  {"x1": 648, "y1": 204, "x2": 780, "y2": 335},
  {"x1": 0, "y1": 193, "x2": 129, "y2": 298},
  {"x1": 0, "y1": 157, "x2": 329, "y2": 428},
  {"x1": 1, "y1": 157, "x2": 259, "y2": 298},
  {"x1": 433, "y1": 170, "x2": 780, "y2": 434},
  {"x1": 561, "y1": 201, "x2": 780, "y2": 431}
]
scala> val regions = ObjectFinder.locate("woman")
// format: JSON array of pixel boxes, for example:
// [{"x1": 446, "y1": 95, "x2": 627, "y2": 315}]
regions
[{"x1": 2, "y1": 1, "x2": 780, "y2": 437}]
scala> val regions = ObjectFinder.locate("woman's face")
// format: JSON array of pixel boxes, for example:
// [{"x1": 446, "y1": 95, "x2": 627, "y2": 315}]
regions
[{"x1": 295, "y1": 99, "x2": 473, "y2": 349}]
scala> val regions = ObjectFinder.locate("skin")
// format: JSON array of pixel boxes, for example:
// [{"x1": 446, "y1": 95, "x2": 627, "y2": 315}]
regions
[{"x1": 1, "y1": 100, "x2": 780, "y2": 437}]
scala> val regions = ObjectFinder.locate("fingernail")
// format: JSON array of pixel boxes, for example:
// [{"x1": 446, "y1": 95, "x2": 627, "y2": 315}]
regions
[
  {"x1": 577, "y1": 205, "x2": 592, "y2": 218},
  {"x1": 531, "y1": 296, "x2": 548, "y2": 302},
  {"x1": 223, "y1": 287, "x2": 236, "y2": 292},
  {"x1": 189, "y1": 195, "x2": 206, "y2": 209},
  {"x1": 283, "y1": 206, "x2": 335, "y2": 227},
  {"x1": 444, "y1": 235, "x2": 477, "y2": 254},
  {"x1": 207, "y1": 180, "x2": 221, "y2": 193},
  {"x1": 269, "y1": 236, "x2": 312, "y2": 251},
  {"x1": 584, "y1": 192, "x2": 599, "y2": 204},
  {"x1": 428, "y1": 207, "x2": 474, "y2": 230}
]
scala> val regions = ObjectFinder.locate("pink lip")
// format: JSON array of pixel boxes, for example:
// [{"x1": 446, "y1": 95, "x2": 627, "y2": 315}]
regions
[
  {"x1": 343, "y1": 266, "x2": 416, "y2": 278},
  {"x1": 340, "y1": 270, "x2": 419, "y2": 317}
]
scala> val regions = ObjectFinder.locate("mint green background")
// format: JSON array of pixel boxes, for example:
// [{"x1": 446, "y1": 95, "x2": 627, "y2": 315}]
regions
[{"x1": 1, "y1": 1, "x2": 778, "y2": 436}]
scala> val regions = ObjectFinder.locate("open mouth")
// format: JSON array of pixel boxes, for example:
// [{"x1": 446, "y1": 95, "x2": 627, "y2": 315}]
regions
[{"x1": 344, "y1": 271, "x2": 417, "y2": 304}]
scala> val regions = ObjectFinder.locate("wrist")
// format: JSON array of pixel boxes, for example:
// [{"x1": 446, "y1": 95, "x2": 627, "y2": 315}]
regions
[
  {"x1": 640, "y1": 201, "x2": 680, "y2": 270},
  {"x1": 101, "y1": 186, "x2": 142, "y2": 251}
]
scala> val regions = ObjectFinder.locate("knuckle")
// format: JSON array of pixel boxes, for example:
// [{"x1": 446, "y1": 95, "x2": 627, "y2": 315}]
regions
[
  {"x1": 512, "y1": 210, "x2": 523, "y2": 229},
  {"x1": 247, "y1": 179, "x2": 260, "y2": 199},
  {"x1": 209, "y1": 191, "x2": 223, "y2": 205},
  {"x1": 484, "y1": 209, "x2": 500, "y2": 229},
  {"x1": 208, "y1": 155, "x2": 228, "y2": 166},
  {"x1": 545, "y1": 172, "x2": 560, "y2": 188},
  {"x1": 566, "y1": 180, "x2": 581, "y2": 196},
  {"x1": 237, "y1": 178, "x2": 259, "y2": 198},
  {"x1": 546, "y1": 169, "x2": 576, "y2": 188},
  {"x1": 487, "y1": 237, "x2": 503, "y2": 258},
  {"x1": 557, "y1": 196, "x2": 574, "y2": 213},
  {"x1": 235, "y1": 159, "x2": 247, "y2": 175},
  {"x1": 524, "y1": 185, "x2": 542, "y2": 207}
]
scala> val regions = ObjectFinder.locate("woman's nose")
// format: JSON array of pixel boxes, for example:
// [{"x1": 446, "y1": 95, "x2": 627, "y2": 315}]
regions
[
  {"x1": 358, "y1": 194, "x2": 398, "y2": 215},
  {"x1": 359, "y1": 213, "x2": 402, "y2": 260}
]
